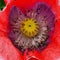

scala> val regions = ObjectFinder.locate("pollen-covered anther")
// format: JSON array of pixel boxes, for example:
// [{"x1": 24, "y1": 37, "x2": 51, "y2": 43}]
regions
[{"x1": 20, "y1": 18, "x2": 39, "y2": 38}]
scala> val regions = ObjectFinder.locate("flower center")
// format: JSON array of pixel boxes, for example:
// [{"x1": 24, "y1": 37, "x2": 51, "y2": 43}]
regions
[{"x1": 20, "y1": 18, "x2": 39, "y2": 38}]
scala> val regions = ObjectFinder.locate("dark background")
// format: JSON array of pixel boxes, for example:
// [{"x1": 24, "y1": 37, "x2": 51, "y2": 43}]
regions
[{"x1": 0, "y1": 0, "x2": 6, "y2": 10}]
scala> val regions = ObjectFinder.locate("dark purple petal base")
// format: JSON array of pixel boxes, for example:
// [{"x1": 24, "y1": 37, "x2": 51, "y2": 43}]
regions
[{"x1": 8, "y1": 3, "x2": 55, "y2": 53}]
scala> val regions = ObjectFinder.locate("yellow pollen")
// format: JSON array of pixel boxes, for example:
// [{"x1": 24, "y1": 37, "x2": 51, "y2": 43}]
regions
[{"x1": 20, "y1": 18, "x2": 39, "y2": 38}]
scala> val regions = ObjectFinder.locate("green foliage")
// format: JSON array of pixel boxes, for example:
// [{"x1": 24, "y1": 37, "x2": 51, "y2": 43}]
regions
[{"x1": 0, "y1": 0, "x2": 6, "y2": 10}]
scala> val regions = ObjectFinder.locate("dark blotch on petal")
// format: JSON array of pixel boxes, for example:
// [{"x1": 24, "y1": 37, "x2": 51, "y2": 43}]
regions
[
  {"x1": 8, "y1": 6, "x2": 24, "y2": 44},
  {"x1": 36, "y1": 3, "x2": 49, "y2": 14},
  {"x1": 9, "y1": 6, "x2": 20, "y2": 22},
  {"x1": 9, "y1": 6, "x2": 25, "y2": 24},
  {"x1": 8, "y1": 3, "x2": 55, "y2": 53},
  {"x1": 35, "y1": 3, "x2": 55, "y2": 30}
]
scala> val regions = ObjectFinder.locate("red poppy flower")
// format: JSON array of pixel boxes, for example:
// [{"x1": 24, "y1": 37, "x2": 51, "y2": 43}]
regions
[{"x1": 0, "y1": 0, "x2": 60, "y2": 60}]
